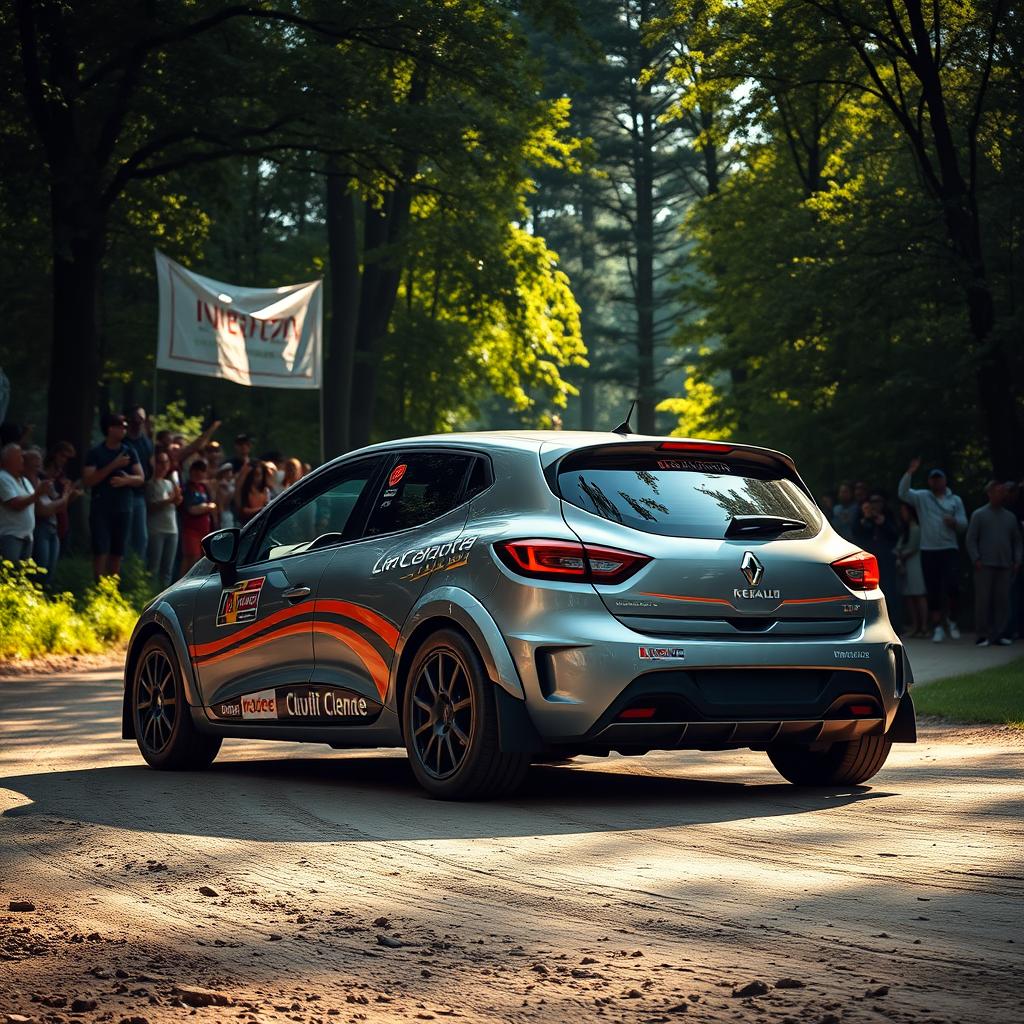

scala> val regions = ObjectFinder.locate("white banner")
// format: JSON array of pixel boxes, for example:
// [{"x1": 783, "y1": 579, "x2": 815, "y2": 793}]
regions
[{"x1": 155, "y1": 250, "x2": 322, "y2": 389}]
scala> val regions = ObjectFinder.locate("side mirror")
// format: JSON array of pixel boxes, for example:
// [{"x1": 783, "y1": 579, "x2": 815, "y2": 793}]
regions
[{"x1": 201, "y1": 527, "x2": 239, "y2": 566}]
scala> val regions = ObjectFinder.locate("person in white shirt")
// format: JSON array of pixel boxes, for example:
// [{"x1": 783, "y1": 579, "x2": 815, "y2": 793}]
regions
[{"x1": 0, "y1": 443, "x2": 48, "y2": 563}]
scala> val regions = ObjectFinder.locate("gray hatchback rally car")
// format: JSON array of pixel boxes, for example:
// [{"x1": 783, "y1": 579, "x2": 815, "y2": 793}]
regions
[{"x1": 123, "y1": 431, "x2": 916, "y2": 799}]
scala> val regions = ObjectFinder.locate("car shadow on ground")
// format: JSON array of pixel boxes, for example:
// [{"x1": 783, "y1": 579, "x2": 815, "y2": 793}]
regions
[{"x1": 0, "y1": 754, "x2": 892, "y2": 842}]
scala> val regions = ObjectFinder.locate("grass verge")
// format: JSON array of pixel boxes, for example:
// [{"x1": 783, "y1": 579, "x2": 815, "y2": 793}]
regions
[
  {"x1": 914, "y1": 657, "x2": 1024, "y2": 728},
  {"x1": 0, "y1": 558, "x2": 152, "y2": 662}
]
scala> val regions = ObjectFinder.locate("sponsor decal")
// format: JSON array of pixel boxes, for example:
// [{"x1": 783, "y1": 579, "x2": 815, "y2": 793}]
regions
[
  {"x1": 614, "y1": 599, "x2": 659, "y2": 608},
  {"x1": 388, "y1": 463, "x2": 407, "y2": 488},
  {"x1": 638, "y1": 646, "x2": 686, "y2": 660},
  {"x1": 240, "y1": 689, "x2": 278, "y2": 719},
  {"x1": 383, "y1": 487, "x2": 398, "y2": 499},
  {"x1": 842, "y1": 602, "x2": 862, "y2": 614},
  {"x1": 371, "y1": 534, "x2": 479, "y2": 581},
  {"x1": 732, "y1": 587, "x2": 781, "y2": 600},
  {"x1": 217, "y1": 576, "x2": 266, "y2": 627},
  {"x1": 834, "y1": 649, "x2": 870, "y2": 659},
  {"x1": 214, "y1": 685, "x2": 377, "y2": 722},
  {"x1": 656, "y1": 458, "x2": 732, "y2": 473}
]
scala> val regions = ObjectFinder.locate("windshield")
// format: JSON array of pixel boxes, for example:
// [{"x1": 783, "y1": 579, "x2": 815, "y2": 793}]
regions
[{"x1": 557, "y1": 452, "x2": 821, "y2": 540}]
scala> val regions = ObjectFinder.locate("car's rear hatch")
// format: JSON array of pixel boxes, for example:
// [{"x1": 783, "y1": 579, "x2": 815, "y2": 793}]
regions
[{"x1": 549, "y1": 440, "x2": 864, "y2": 639}]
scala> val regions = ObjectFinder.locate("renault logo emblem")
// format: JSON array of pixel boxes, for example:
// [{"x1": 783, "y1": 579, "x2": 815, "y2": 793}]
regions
[{"x1": 740, "y1": 551, "x2": 764, "y2": 587}]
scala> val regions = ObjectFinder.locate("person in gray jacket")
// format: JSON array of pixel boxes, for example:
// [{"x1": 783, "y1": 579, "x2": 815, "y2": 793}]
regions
[
  {"x1": 898, "y1": 457, "x2": 968, "y2": 643},
  {"x1": 966, "y1": 481, "x2": 1022, "y2": 647}
]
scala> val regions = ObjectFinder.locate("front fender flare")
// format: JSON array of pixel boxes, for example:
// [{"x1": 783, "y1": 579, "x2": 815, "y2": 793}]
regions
[
  {"x1": 122, "y1": 602, "x2": 202, "y2": 739},
  {"x1": 395, "y1": 587, "x2": 525, "y2": 700}
]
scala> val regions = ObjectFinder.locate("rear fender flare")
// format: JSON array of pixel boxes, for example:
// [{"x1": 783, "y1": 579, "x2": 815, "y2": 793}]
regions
[{"x1": 395, "y1": 587, "x2": 525, "y2": 701}]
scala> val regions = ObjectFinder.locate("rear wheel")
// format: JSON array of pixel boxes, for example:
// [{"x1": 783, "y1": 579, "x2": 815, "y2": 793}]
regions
[
  {"x1": 132, "y1": 634, "x2": 221, "y2": 770},
  {"x1": 402, "y1": 629, "x2": 529, "y2": 800},
  {"x1": 767, "y1": 734, "x2": 892, "y2": 786}
]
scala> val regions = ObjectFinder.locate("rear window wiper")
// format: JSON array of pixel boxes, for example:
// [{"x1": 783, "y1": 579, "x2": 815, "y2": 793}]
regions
[{"x1": 725, "y1": 515, "x2": 807, "y2": 538}]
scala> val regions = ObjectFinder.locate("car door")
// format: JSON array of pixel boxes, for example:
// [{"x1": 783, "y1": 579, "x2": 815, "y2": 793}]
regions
[
  {"x1": 311, "y1": 449, "x2": 490, "y2": 710},
  {"x1": 189, "y1": 456, "x2": 386, "y2": 716}
]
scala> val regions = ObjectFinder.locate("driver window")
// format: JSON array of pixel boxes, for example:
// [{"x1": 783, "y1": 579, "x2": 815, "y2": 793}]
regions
[{"x1": 249, "y1": 460, "x2": 379, "y2": 563}]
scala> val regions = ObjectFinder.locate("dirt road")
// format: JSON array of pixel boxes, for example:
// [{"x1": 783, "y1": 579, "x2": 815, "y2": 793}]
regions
[{"x1": 2, "y1": 664, "x2": 1022, "y2": 1024}]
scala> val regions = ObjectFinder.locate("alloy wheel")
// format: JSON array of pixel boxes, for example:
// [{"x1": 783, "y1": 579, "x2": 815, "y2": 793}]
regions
[
  {"x1": 136, "y1": 648, "x2": 177, "y2": 755},
  {"x1": 410, "y1": 649, "x2": 474, "y2": 779}
]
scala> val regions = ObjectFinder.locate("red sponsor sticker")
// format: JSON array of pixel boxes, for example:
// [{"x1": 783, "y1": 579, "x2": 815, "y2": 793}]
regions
[{"x1": 388, "y1": 463, "x2": 407, "y2": 488}]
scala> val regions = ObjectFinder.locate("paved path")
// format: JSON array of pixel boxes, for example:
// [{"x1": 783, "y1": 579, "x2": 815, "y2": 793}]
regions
[
  {"x1": 1, "y1": 667, "x2": 1021, "y2": 1024},
  {"x1": 903, "y1": 635, "x2": 1021, "y2": 683}
]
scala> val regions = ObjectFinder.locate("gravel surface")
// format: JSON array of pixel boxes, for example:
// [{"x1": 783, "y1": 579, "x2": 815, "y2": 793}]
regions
[{"x1": 1, "y1": 667, "x2": 1021, "y2": 1023}]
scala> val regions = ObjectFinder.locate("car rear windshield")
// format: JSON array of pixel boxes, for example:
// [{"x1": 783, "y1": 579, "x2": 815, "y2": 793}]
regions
[{"x1": 556, "y1": 450, "x2": 822, "y2": 540}]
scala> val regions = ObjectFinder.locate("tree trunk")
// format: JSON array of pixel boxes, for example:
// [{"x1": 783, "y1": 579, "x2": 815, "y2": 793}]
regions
[
  {"x1": 323, "y1": 167, "x2": 361, "y2": 457},
  {"x1": 46, "y1": 194, "x2": 104, "y2": 470},
  {"x1": 577, "y1": 154, "x2": 598, "y2": 431},
  {"x1": 635, "y1": 61, "x2": 656, "y2": 434}
]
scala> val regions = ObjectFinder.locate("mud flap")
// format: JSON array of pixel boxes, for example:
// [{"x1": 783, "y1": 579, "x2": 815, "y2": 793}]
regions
[
  {"x1": 494, "y1": 684, "x2": 546, "y2": 753},
  {"x1": 888, "y1": 692, "x2": 917, "y2": 743}
]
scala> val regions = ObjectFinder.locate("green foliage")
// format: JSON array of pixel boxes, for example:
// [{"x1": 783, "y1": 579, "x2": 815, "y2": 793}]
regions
[
  {"x1": 0, "y1": 561, "x2": 142, "y2": 662},
  {"x1": 915, "y1": 659, "x2": 1024, "y2": 728},
  {"x1": 149, "y1": 400, "x2": 205, "y2": 440}
]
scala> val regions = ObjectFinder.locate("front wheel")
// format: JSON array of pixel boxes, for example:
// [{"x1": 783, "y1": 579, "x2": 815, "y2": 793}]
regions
[
  {"x1": 402, "y1": 629, "x2": 529, "y2": 800},
  {"x1": 132, "y1": 634, "x2": 221, "y2": 770},
  {"x1": 767, "y1": 734, "x2": 892, "y2": 786}
]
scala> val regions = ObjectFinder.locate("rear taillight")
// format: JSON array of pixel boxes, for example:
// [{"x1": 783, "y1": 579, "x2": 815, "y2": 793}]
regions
[
  {"x1": 831, "y1": 551, "x2": 880, "y2": 591},
  {"x1": 495, "y1": 539, "x2": 651, "y2": 584}
]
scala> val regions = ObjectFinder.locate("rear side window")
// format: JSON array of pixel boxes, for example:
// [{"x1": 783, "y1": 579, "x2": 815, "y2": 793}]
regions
[
  {"x1": 557, "y1": 449, "x2": 821, "y2": 540},
  {"x1": 364, "y1": 451, "x2": 475, "y2": 536}
]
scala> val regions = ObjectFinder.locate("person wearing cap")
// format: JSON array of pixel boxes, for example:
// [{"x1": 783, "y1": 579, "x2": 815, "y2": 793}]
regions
[
  {"x1": 83, "y1": 412, "x2": 144, "y2": 580},
  {"x1": 229, "y1": 433, "x2": 254, "y2": 473},
  {"x1": 966, "y1": 481, "x2": 1022, "y2": 647},
  {"x1": 898, "y1": 457, "x2": 968, "y2": 643}
]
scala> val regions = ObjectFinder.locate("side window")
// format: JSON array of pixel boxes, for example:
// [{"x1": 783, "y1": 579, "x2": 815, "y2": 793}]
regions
[
  {"x1": 364, "y1": 452, "x2": 474, "y2": 537},
  {"x1": 464, "y1": 457, "x2": 492, "y2": 501},
  {"x1": 242, "y1": 459, "x2": 381, "y2": 564}
]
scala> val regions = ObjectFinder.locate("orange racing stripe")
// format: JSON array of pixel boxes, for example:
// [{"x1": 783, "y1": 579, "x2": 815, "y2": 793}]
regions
[
  {"x1": 639, "y1": 592, "x2": 853, "y2": 611},
  {"x1": 311, "y1": 621, "x2": 391, "y2": 699},
  {"x1": 190, "y1": 601, "x2": 313, "y2": 658},
  {"x1": 314, "y1": 599, "x2": 399, "y2": 649},
  {"x1": 192, "y1": 620, "x2": 313, "y2": 667}
]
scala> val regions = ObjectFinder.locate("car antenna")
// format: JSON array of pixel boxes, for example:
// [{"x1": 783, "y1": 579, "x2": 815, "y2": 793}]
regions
[{"x1": 611, "y1": 399, "x2": 636, "y2": 436}]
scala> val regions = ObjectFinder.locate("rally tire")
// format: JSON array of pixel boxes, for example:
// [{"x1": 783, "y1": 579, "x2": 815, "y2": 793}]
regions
[
  {"x1": 767, "y1": 734, "x2": 892, "y2": 786},
  {"x1": 132, "y1": 634, "x2": 221, "y2": 770},
  {"x1": 402, "y1": 629, "x2": 529, "y2": 800}
]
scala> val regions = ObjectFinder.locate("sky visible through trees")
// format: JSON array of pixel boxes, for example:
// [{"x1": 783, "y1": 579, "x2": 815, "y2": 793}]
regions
[{"x1": 1, "y1": 0, "x2": 1020, "y2": 493}]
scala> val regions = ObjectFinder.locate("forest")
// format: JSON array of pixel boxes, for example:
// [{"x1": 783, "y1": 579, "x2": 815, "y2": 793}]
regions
[{"x1": 1, "y1": 0, "x2": 1021, "y2": 497}]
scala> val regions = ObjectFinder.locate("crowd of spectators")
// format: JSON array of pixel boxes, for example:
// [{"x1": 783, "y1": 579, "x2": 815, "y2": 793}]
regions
[
  {"x1": 0, "y1": 410, "x2": 312, "y2": 589},
  {"x1": 818, "y1": 459, "x2": 1024, "y2": 647}
]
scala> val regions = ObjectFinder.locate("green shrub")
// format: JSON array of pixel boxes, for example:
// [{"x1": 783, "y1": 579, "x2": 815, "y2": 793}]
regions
[{"x1": 0, "y1": 560, "x2": 142, "y2": 662}]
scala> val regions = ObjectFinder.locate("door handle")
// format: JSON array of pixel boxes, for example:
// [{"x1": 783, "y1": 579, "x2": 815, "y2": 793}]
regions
[{"x1": 283, "y1": 586, "x2": 311, "y2": 602}]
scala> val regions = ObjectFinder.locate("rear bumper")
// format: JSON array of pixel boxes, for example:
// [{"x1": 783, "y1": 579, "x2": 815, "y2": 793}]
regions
[{"x1": 503, "y1": 612, "x2": 912, "y2": 747}]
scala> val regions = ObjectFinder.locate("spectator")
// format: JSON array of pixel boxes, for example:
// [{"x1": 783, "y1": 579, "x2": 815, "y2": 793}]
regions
[
  {"x1": 238, "y1": 461, "x2": 272, "y2": 524},
  {"x1": 0, "y1": 443, "x2": 47, "y2": 564},
  {"x1": 817, "y1": 493, "x2": 834, "y2": 516},
  {"x1": 214, "y1": 464, "x2": 236, "y2": 528},
  {"x1": 24, "y1": 447, "x2": 76, "y2": 580},
  {"x1": 854, "y1": 492, "x2": 901, "y2": 633},
  {"x1": 282, "y1": 457, "x2": 304, "y2": 489},
  {"x1": 229, "y1": 433, "x2": 254, "y2": 472},
  {"x1": 894, "y1": 502, "x2": 928, "y2": 637},
  {"x1": 898, "y1": 457, "x2": 967, "y2": 643},
  {"x1": 853, "y1": 480, "x2": 868, "y2": 507},
  {"x1": 83, "y1": 412, "x2": 144, "y2": 580},
  {"x1": 44, "y1": 445, "x2": 78, "y2": 555},
  {"x1": 966, "y1": 481, "x2": 1022, "y2": 647},
  {"x1": 180, "y1": 460, "x2": 217, "y2": 574},
  {"x1": 1004, "y1": 480, "x2": 1024, "y2": 640},
  {"x1": 146, "y1": 449, "x2": 181, "y2": 587},
  {"x1": 264, "y1": 461, "x2": 281, "y2": 497},
  {"x1": 123, "y1": 405, "x2": 154, "y2": 565},
  {"x1": 831, "y1": 481, "x2": 858, "y2": 541},
  {"x1": 203, "y1": 441, "x2": 224, "y2": 474}
]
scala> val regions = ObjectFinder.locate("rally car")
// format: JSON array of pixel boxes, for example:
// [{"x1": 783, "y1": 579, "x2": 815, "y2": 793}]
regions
[{"x1": 122, "y1": 431, "x2": 916, "y2": 799}]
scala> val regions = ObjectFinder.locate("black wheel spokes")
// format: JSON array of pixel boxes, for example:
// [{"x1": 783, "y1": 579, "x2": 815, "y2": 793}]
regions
[
  {"x1": 412, "y1": 649, "x2": 473, "y2": 780},
  {"x1": 137, "y1": 651, "x2": 176, "y2": 754}
]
